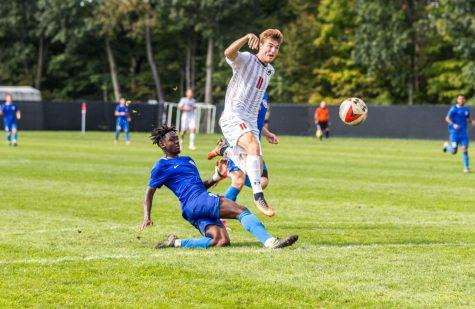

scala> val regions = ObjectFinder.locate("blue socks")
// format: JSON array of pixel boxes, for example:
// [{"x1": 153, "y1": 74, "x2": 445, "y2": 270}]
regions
[
  {"x1": 12, "y1": 132, "x2": 18, "y2": 141},
  {"x1": 463, "y1": 151, "x2": 469, "y2": 170},
  {"x1": 224, "y1": 186, "x2": 241, "y2": 201},
  {"x1": 6, "y1": 134, "x2": 11, "y2": 142},
  {"x1": 114, "y1": 130, "x2": 120, "y2": 140},
  {"x1": 180, "y1": 237, "x2": 212, "y2": 248},
  {"x1": 238, "y1": 210, "x2": 272, "y2": 244},
  {"x1": 125, "y1": 130, "x2": 130, "y2": 142},
  {"x1": 244, "y1": 176, "x2": 252, "y2": 188}
]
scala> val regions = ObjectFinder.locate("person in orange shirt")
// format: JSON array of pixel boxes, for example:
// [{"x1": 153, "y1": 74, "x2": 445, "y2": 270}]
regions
[{"x1": 315, "y1": 101, "x2": 330, "y2": 140}]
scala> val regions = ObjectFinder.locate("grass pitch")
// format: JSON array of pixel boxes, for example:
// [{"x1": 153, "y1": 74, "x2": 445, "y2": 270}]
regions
[{"x1": 0, "y1": 131, "x2": 474, "y2": 307}]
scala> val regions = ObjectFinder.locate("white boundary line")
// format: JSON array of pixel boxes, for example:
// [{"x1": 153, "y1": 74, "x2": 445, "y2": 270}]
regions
[{"x1": 1, "y1": 243, "x2": 473, "y2": 265}]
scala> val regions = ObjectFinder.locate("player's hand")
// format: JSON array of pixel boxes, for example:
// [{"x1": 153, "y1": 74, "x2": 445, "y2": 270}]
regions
[
  {"x1": 216, "y1": 158, "x2": 229, "y2": 177},
  {"x1": 139, "y1": 219, "x2": 153, "y2": 231},
  {"x1": 247, "y1": 33, "x2": 259, "y2": 50},
  {"x1": 266, "y1": 133, "x2": 279, "y2": 144},
  {"x1": 453, "y1": 124, "x2": 460, "y2": 129}
]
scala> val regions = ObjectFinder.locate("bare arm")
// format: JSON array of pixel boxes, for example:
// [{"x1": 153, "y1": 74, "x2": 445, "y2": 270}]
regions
[
  {"x1": 16, "y1": 110, "x2": 21, "y2": 120},
  {"x1": 224, "y1": 33, "x2": 259, "y2": 61},
  {"x1": 140, "y1": 186, "x2": 157, "y2": 231},
  {"x1": 262, "y1": 126, "x2": 279, "y2": 144}
]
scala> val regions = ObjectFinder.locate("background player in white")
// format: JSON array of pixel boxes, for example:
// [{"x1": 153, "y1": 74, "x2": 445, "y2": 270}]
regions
[
  {"x1": 218, "y1": 29, "x2": 283, "y2": 217},
  {"x1": 178, "y1": 88, "x2": 197, "y2": 150}
]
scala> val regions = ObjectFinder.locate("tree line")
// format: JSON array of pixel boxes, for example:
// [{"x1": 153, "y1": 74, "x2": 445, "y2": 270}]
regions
[{"x1": 0, "y1": 0, "x2": 473, "y2": 105}]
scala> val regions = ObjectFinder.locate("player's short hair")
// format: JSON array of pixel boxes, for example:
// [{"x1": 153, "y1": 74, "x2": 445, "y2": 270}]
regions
[
  {"x1": 150, "y1": 124, "x2": 176, "y2": 147},
  {"x1": 259, "y1": 29, "x2": 283, "y2": 45}
]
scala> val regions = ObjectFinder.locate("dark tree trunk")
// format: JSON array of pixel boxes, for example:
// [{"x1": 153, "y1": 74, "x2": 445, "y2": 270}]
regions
[
  {"x1": 204, "y1": 36, "x2": 214, "y2": 104},
  {"x1": 35, "y1": 35, "x2": 47, "y2": 90},
  {"x1": 105, "y1": 38, "x2": 121, "y2": 101},
  {"x1": 145, "y1": 22, "x2": 165, "y2": 103}
]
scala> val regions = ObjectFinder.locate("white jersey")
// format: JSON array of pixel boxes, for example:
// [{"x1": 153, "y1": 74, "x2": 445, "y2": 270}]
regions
[
  {"x1": 178, "y1": 97, "x2": 196, "y2": 117},
  {"x1": 222, "y1": 51, "x2": 274, "y2": 127}
]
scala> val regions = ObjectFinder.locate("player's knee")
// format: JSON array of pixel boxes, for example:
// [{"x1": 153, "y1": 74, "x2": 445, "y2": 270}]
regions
[
  {"x1": 451, "y1": 148, "x2": 458, "y2": 155},
  {"x1": 247, "y1": 141, "x2": 260, "y2": 155},
  {"x1": 232, "y1": 174, "x2": 245, "y2": 189}
]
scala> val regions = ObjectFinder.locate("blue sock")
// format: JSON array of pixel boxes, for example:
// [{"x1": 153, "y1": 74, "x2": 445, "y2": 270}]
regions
[
  {"x1": 114, "y1": 130, "x2": 120, "y2": 140},
  {"x1": 6, "y1": 134, "x2": 11, "y2": 142},
  {"x1": 180, "y1": 237, "x2": 212, "y2": 248},
  {"x1": 238, "y1": 210, "x2": 272, "y2": 244},
  {"x1": 463, "y1": 151, "x2": 469, "y2": 169},
  {"x1": 244, "y1": 176, "x2": 251, "y2": 188},
  {"x1": 125, "y1": 130, "x2": 130, "y2": 142},
  {"x1": 12, "y1": 132, "x2": 18, "y2": 141},
  {"x1": 224, "y1": 185, "x2": 241, "y2": 201}
]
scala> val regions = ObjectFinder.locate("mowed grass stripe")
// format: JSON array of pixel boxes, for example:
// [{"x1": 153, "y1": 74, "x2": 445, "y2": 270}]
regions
[{"x1": 0, "y1": 131, "x2": 474, "y2": 307}]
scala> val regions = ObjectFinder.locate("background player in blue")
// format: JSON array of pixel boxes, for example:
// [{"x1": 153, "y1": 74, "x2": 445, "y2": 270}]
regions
[
  {"x1": 443, "y1": 95, "x2": 475, "y2": 173},
  {"x1": 0, "y1": 95, "x2": 21, "y2": 146},
  {"x1": 140, "y1": 124, "x2": 298, "y2": 249},
  {"x1": 208, "y1": 93, "x2": 279, "y2": 207},
  {"x1": 114, "y1": 98, "x2": 131, "y2": 144}
]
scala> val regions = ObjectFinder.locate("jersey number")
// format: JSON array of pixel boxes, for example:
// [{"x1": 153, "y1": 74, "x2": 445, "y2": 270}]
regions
[{"x1": 256, "y1": 76, "x2": 264, "y2": 89}]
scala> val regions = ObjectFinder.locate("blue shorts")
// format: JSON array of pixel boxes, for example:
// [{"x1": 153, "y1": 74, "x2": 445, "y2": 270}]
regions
[
  {"x1": 116, "y1": 120, "x2": 129, "y2": 131},
  {"x1": 3, "y1": 121, "x2": 17, "y2": 132},
  {"x1": 182, "y1": 192, "x2": 223, "y2": 236},
  {"x1": 449, "y1": 131, "x2": 469, "y2": 148}
]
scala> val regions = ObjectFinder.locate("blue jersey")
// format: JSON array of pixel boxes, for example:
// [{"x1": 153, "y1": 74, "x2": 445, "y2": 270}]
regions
[
  {"x1": 148, "y1": 156, "x2": 207, "y2": 208},
  {"x1": 2, "y1": 103, "x2": 18, "y2": 123},
  {"x1": 115, "y1": 105, "x2": 129, "y2": 122},
  {"x1": 447, "y1": 105, "x2": 470, "y2": 133},
  {"x1": 257, "y1": 93, "x2": 269, "y2": 134}
]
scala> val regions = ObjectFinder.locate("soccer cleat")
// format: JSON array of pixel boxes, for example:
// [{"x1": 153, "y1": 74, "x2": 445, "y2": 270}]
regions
[
  {"x1": 125, "y1": 141, "x2": 131, "y2": 145},
  {"x1": 254, "y1": 197, "x2": 275, "y2": 217},
  {"x1": 464, "y1": 168, "x2": 470, "y2": 173},
  {"x1": 207, "y1": 138, "x2": 228, "y2": 160},
  {"x1": 442, "y1": 142, "x2": 448, "y2": 153},
  {"x1": 114, "y1": 140, "x2": 119, "y2": 145},
  {"x1": 189, "y1": 145, "x2": 196, "y2": 150},
  {"x1": 266, "y1": 235, "x2": 299, "y2": 249},
  {"x1": 155, "y1": 234, "x2": 179, "y2": 249}
]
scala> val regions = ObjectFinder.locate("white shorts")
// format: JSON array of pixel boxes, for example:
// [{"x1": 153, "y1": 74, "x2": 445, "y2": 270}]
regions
[
  {"x1": 181, "y1": 112, "x2": 196, "y2": 131},
  {"x1": 219, "y1": 115, "x2": 262, "y2": 158}
]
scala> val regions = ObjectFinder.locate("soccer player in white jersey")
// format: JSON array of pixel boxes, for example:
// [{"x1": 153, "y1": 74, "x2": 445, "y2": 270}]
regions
[
  {"x1": 178, "y1": 88, "x2": 197, "y2": 150},
  {"x1": 215, "y1": 29, "x2": 283, "y2": 217}
]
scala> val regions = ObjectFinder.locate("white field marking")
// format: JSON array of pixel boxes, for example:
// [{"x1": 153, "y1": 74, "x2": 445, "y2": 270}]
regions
[
  {"x1": 0, "y1": 225, "x2": 133, "y2": 236},
  {"x1": 0, "y1": 243, "x2": 473, "y2": 265}
]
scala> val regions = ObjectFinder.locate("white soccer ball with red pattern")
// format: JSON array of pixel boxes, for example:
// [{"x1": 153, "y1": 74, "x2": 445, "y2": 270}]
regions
[{"x1": 339, "y1": 98, "x2": 368, "y2": 126}]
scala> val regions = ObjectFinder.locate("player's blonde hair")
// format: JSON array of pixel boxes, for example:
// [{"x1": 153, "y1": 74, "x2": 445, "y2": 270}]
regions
[{"x1": 259, "y1": 29, "x2": 283, "y2": 45}]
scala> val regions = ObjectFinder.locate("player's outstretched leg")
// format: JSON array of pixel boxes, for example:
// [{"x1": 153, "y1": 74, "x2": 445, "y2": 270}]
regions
[
  {"x1": 125, "y1": 129, "x2": 130, "y2": 145},
  {"x1": 5, "y1": 131, "x2": 12, "y2": 145},
  {"x1": 114, "y1": 128, "x2": 120, "y2": 144},
  {"x1": 461, "y1": 145, "x2": 470, "y2": 173},
  {"x1": 12, "y1": 130, "x2": 18, "y2": 146},
  {"x1": 219, "y1": 198, "x2": 297, "y2": 249},
  {"x1": 238, "y1": 132, "x2": 275, "y2": 217},
  {"x1": 155, "y1": 226, "x2": 230, "y2": 249}
]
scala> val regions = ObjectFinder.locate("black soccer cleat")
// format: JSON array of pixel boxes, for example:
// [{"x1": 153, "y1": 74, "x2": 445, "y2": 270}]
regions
[
  {"x1": 155, "y1": 234, "x2": 178, "y2": 249},
  {"x1": 267, "y1": 235, "x2": 299, "y2": 249}
]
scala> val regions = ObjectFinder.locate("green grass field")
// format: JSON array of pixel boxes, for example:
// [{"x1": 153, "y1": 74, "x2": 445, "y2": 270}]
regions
[{"x1": 0, "y1": 131, "x2": 474, "y2": 307}]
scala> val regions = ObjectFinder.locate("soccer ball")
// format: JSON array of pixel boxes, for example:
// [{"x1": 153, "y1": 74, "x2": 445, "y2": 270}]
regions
[{"x1": 339, "y1": 98, "x2": 368, "y2": 126}]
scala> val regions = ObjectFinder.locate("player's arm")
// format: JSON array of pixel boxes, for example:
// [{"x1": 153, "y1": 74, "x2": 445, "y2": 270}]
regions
[
  {"x1": 224, "y1": 33, "x2": 259, "y2": 61},
  {"x1": 262, "y1": 126, "x2": 279, "y2": 144},
  {"x1": 16, "y1": 110, "x2": 21, "y2": 120},
  {"x1": 445, "y1": 112, "x2": 459, "y2": 129},
  {"x1": 140, "y1": 186, "x2": 156, "y2": 231}
]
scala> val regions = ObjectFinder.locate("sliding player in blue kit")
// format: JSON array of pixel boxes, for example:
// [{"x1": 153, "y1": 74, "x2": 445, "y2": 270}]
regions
[{"x1": 140, "y1": 125, "x2": 298, "y2": 249}]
